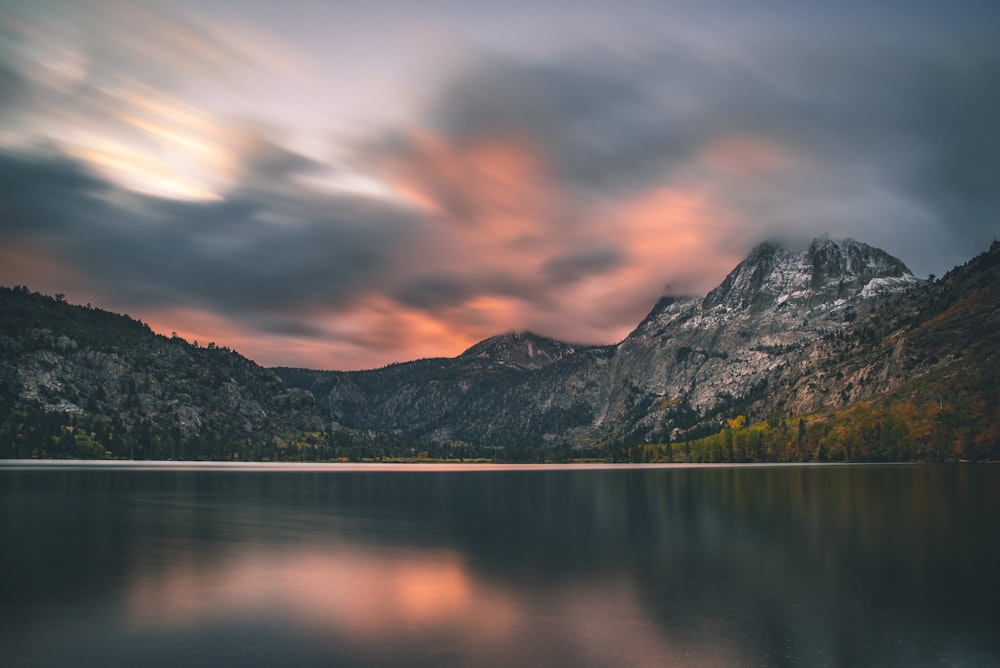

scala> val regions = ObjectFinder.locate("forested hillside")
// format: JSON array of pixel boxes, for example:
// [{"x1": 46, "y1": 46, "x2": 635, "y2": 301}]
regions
[{"x1": 0, "y1": 287, "x2": 325, "y2": 459}]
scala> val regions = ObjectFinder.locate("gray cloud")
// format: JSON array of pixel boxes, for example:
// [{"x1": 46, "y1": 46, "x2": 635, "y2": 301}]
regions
[
  {"x1": 398, "y1": 32, "x2": 1000, "y2": 276},
  {"x1": 890, "y1": 47, "x2": 1000, "y2": 226},
  {"x1": 0, "y1": 146, "x2": 421, "y2": 320},
  {"x1": 0, "y1": 59, "x2": 24, "y2": 113},
  {"x1": 422, "y1": 53, "x2": 713, "y2": 201},
  {"x1": 393, "y1": 273, "x2": 481, "y2": 311},
  {"x1": 237, "y1": 137, "x2": 325, "y2": 184},
  {"x1": 543, "y1": 246, "x2": 626, "y2": 284},
  {"x1": 0, "y1": 148, "x2": 111, "y2": 234},
  {"x1": 394, "y1": 271, "x2": 542, "y2": 311}
]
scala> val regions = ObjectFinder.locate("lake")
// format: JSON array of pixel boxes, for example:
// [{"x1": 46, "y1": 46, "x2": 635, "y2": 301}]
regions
[{"x1": 1, "y1": 462, "x2": 998, "y2": 667}]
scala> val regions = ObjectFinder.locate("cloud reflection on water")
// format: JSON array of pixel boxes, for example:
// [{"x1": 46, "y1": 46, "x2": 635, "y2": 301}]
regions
[
  {"x1": 126, "y1": 546, "x2": 497, "y2": 635},
  {"x1": 122, "y1": 539, "x2": 736, "y2": 667}
]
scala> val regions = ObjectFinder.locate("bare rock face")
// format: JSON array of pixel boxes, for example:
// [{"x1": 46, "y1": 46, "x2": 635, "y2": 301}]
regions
[
  {"x1": 703, "y1": 239, "x2": 914, "y2": 313},
  {"x1": 604, "y1": 238, "x2": 922, "y2": 440}
]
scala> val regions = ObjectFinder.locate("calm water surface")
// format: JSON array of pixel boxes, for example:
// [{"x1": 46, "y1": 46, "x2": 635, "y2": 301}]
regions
[{"x1": 1, "y1": 462, "x2": 998, "y2": 667}]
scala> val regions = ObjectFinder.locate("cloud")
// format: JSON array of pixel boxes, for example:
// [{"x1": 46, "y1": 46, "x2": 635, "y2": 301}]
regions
[
  {"x1": 741, "y1": 36, "x2": 1000, "y2": 273},
  {"x1": 394, "y1": 274, "x2": 484, "y2": 311},
  {"x1": 884, "y1": 45, "x2": 1000, "y2": 229},
  {"x1": 542, "y1": 246, "x2": 626, "y2": 285},
  {"x1": 0, "y1": 58, "x2": 25, "y2": 113},
  {"x1": 2, "y1": 3, "x2": 1000, "y2": 368},
  {"x1": 0, "y1": 144, "x2": 421, "y2": 317},
  {"x1": 418, "y1": 53, "x2": 710, "y2": 201},
  {"x1": 397, "y1": 34, "x2": 1000, "y2": 274},
  {"x1": 0, "y1": 147, "x2": 111, "y2": 234},
  {"x1": 236, "y1": 134, "x2": 324, "y2": 184}
]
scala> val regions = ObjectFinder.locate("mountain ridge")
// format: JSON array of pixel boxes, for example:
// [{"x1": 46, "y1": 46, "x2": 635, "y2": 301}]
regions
[
  {"x1": 2, "y1": 236, "x2": 997, "y2": 461},
  {"x1": 273, "y1": 237, "x2": 943, "y2": 446}
]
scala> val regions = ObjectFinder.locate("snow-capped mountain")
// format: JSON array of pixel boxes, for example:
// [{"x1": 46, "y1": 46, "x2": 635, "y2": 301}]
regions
[
  {"x1": 703, "y1": 238, "x2": 917, "y2": 313},
  {"x1": 606, "y1": 239, "x2": 923, "y2": 436}
]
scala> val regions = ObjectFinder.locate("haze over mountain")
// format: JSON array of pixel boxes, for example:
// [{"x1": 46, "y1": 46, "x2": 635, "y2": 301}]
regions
[{"x1": 2, "y1": 236, "x2": 997, "y2": 462}]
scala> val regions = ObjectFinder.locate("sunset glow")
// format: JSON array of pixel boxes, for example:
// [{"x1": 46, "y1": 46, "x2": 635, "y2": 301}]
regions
[{"x1": 2, "y1": 1, "x2": 998, "y2": 369}]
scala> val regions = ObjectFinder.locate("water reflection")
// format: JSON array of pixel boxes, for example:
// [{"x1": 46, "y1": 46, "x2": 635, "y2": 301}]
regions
[
  {"x1": 1, "y1": 464, "x2": 998, "y2": 667},
  {"x1": 121, "y1": 542, "x2": 710, "y2": 667},
  {"x1": 126, "y1": 546, "x2": 503, "y2": 636}
]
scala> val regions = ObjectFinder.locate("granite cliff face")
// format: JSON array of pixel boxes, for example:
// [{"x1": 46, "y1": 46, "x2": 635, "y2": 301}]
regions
[{"x1": 599, "y1": 238, "x2": 922, "y2": 440}]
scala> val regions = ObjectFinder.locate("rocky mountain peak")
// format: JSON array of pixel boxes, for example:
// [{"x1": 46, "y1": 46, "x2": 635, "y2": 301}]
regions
[
  {"x1": 703, "y1": 237, "x2": 919, "y2": 315},
  {"x1": 608, "y1": 237, "x2": 926, "y2": 422},
  {"x1": 458, "y1": 330, "x2": 579, "y2": 370}
]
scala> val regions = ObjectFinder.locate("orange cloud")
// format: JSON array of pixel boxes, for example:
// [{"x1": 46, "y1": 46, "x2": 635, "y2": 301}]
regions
[
  {"x1": 491, "y1": 183, "x2": 746, "y2": 344},
  {"x1": 318, "y1": 126, "x2": 757, "y2": 361},
  {"x1": 378, "y1": 131, "x2": 566, "y2": 287},
  {"x1": 1, "y1": 120, "x2": 762, "y2": 371},
  {"x1": 138, "y1": 300, "x2": 493, "y2": 371},
  {"x1": 322, "y1": 297, "x2": 489, "y2": 365},
  {"x1": 383, "y1": 130, "x2": 554, "y2": 232},
  {"x1": 611, "y1": 185, "x2": 745, "y2": 295},
  {"x1": 138, "y1": 307, "x2": 249, "y2": 350}
]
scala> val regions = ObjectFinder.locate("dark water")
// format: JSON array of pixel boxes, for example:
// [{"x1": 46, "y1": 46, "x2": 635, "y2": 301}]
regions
[{"x1": 1, "y1": 462, "x2": 998, "y2": 667}]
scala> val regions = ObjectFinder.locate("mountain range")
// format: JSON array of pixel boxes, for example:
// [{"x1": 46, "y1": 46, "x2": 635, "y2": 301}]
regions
[{"x1": 2, "y1": 237, "x2": 998, "y2": 461}]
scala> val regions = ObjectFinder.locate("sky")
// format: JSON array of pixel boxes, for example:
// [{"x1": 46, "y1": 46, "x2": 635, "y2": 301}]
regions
[{"x1": 1, "y1": 1, "x2": 999, "y2": 370}]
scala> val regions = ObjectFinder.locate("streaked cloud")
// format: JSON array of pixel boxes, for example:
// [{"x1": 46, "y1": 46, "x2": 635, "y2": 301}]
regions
[{"x1": 1, "y1": 2, "x2": 999, "y2": 368}]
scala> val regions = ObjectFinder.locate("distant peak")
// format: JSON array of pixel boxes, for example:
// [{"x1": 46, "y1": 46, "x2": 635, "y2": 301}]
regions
[
  {"x1": 704, "y1": 236, "x2": 915, "y2": 312},
  {"x1": 461, "y1": 330, "x2": 542, "y2": 351},
  {"x1": 459, "y1": 330, "x2": 579, "y2": 371}
]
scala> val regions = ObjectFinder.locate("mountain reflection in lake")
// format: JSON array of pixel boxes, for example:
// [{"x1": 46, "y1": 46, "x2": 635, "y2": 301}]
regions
[{"x1": 1, "y1": 463, "x2": 998, "y2": 667}]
